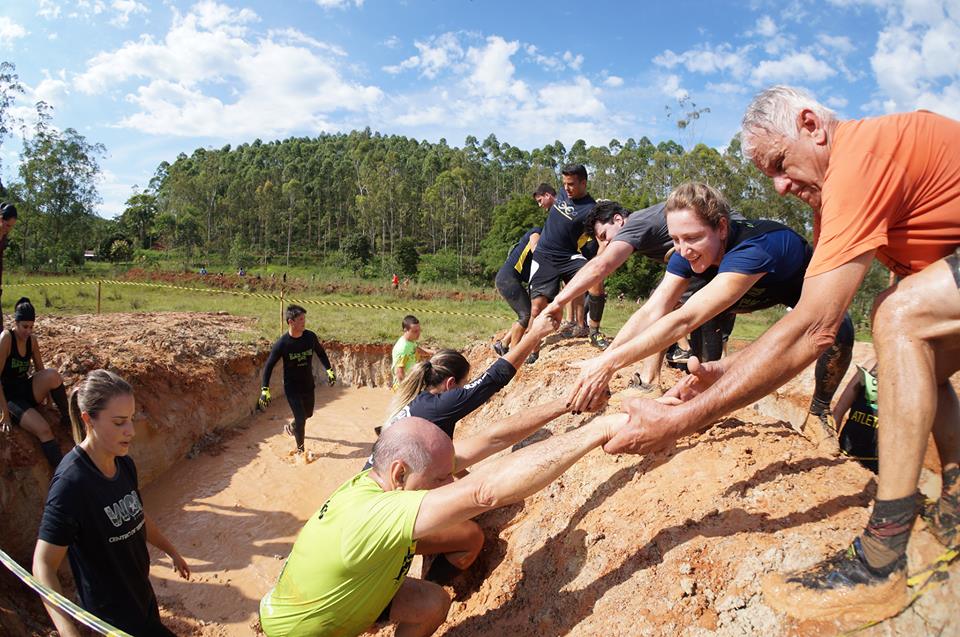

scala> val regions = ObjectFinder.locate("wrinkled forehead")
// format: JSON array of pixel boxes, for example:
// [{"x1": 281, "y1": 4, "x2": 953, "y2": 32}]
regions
[{"x1": 746, "y1": 132, "x2": 782, "y2": 174}]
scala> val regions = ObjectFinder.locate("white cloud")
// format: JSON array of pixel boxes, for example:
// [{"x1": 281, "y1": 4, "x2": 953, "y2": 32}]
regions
[
  {"x1": 384, "y1": 32, "x2": 465, "y2": 79},
  {"x1": 562, "y1": 51, "x2": 583, "y2": 70},
  {"x1": 750, "y1": 52, "x2": 837, "y2": 85},
  {"x1": 315, "y1": 0, "x2": 364, "y2": 8},
  {"x1": 0, "y1": 17, "x2": 28, "y2": 47},
  {"x1": 382, "y1": 35, "x2": 400, "y2": 49},
  {"x1": 817, "y1": 33, "x2": 855, "y2": 54},
  {"x1": 524, "y1": 45, "x2": 584, "y2": 72},
  {"x1": 74, "y1": 2, "x2": 381, "y2": 137},
  {"x1": 654, "y1": 44, "x2": 750, "y2": 77},
  {"x1": 705, "y1": 81, "x2": 747, "y2": 94},
  {"x1": 660, "y1": 74, "x2": 689, "y2": 101},
  {"x1": 826, "y1": 95, "x2": 848, "y2": 108},
  {"x1": 868, "y1": 0, "x2": 960, "y2": 118},
  {"x1": 48, "y1": 32, "x2": 59, "y2": 40},
  {"x1": 755, "y1": 15, "x2": 778, "y2": 37},
  {"x1": 604, "y1": 75, "x2": 624, "y2": 87},
  {"x1": 109, "y1": 0, "x2": 148, "y2": 27},
  {"x1": 37, "y1": 0, "x2": 63, "y2": 19},
  {"x1": 465, "y1": 36, "x2": 526, "y2": 98}
]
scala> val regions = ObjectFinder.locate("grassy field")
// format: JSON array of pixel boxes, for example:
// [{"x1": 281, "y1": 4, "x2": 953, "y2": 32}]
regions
[{"x1": 2, "y1": 270, "x2": 787, "y2": 349}]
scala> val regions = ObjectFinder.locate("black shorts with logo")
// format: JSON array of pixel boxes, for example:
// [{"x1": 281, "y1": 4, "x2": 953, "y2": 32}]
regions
[{"x1": 528, "y1": 254, "x2": 588, "y2": 301}]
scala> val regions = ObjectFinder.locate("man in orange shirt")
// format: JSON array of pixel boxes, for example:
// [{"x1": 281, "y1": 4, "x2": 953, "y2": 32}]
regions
[{"x1": 605, "y1": 86, "x2": 960, "y2": 623}]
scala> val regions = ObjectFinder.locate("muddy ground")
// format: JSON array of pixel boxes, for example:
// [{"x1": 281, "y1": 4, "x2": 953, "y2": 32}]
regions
[{"x1": 1, "y1": 314, "x2": 957, "y2": 636}]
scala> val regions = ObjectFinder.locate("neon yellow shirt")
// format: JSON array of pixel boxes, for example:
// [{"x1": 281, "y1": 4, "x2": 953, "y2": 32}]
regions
[
  {"x1": 391, "y1": 337, "x2": 417, "y2": 383},
  {"x1": 260, "y1": 471, "x2": 426, "y2": 637}
]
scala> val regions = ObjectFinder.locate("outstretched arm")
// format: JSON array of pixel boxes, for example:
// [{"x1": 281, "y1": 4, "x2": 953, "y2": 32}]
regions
[
  {"x1": 605, "y1": 253, "x2": 872, "y2": 454},
  {"x1": 413, "y1": 413, "x2": 626, "y2": 539},
  {"x1": 502, "y1": 310, "x2": 559, "y2": 369},
  {"x1": 453, "y1": 398, "x2": 570, "y2": 471},
  {"x1": 546, "y1": 241, "x2": 634, "y2": 318}
]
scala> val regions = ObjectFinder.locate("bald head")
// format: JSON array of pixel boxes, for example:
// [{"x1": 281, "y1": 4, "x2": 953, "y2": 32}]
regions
[{"x1": 371, "y1": 417, "x2": 455, "y2": 489}]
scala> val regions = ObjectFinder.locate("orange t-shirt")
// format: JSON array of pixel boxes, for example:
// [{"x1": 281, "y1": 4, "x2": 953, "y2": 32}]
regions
[{"x1": 807, "y1": 111, "x2": 960, "y2": 278}]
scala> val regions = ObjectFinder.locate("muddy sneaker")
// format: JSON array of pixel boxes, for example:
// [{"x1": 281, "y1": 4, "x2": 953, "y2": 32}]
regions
[
  {"x1": 762, "y1": 538, "x2": 907, "y2": 624},
  {"x1": 557, "y1": 321, "x2": 578, "y2": 339},
  {"x1": 525, "y1": 351, "x2": 539, "y2": 365},
  {"x1": 589, "y1": 330, "x2": 611, "y2": 350},
  {"x1": 920, "y1": 478, "x2": 960, "y2": 549},
  {"x1": 665, "y1": 344, "x2": 692, "y2": 366},
  {"x1": 571, "y1": 324, "x2": 590, "y2": 338},
  {"x1": 626, "y1": 372, "x2": 663, "y2": 397},
  {"x1": 801, "y1": 411, "x2": 841, "y2": 456},
  {"x1": 284, "y1": 423, "x2": 295, "y2": 437},
  {"x1": 492, "y1": 340, "x2": 509, "y2": 356}
]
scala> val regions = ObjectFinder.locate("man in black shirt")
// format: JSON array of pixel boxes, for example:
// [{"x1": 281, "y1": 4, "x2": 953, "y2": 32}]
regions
[
  {"x1": 259, "y1": 305, "x2": 336, "y2": 454},
  {"x1": 528, "y1": 165, "x2": 609, "y2": 352}
]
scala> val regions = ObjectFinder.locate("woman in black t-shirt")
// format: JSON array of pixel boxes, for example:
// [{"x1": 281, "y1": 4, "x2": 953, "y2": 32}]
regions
[
  {"x1": 32, "y1": 369, "x2": 190, "y2": 637},
  {"x1": 0, "y1": 297, "x2": 73, "y2": 468}
]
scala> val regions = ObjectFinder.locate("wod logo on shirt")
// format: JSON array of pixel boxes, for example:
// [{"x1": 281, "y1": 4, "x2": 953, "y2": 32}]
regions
[
  {"x1": 103, "y1": 490, "x2": 143, "y2": 528},
  {"x1": 288, "y1": 350, "x2": 312, "y2": 365},
  {"x1": 553, "y1": 200, "x2": 577, "y2": 221},
  {"x1": 10, "y1": 358, "x2": 29, "y2": 374}
]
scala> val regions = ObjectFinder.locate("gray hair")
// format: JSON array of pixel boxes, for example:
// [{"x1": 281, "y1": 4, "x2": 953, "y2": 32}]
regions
[
  {"x1": 741, "y1": 85, "x2": 837, "y2": 160},
  {"x1": 371, "y1": 422, "x2": 433, "y2": 474}
]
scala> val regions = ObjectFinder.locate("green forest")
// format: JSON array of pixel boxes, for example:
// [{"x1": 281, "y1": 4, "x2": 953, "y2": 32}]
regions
[{"x1": 0, "y1": 61, "x2": 886, "y2": 327}]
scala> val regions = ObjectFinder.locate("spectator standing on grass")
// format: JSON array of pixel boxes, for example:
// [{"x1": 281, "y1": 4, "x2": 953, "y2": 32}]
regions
[
  {"x1": 259, "y1": 304, "x2": 336, "y2": 456},
  {"x1": 33, "y1": 370, "x2": 190, "y2": 637},
  {"x1": 0, "y1": 297, "x2": 73, "y2": 469},
  {"x1": 0, "y1": 202, "x2": 18, "y2": 321},
  {"x1": 392, "y1": 315, "x2": 420, "y2": 389}
]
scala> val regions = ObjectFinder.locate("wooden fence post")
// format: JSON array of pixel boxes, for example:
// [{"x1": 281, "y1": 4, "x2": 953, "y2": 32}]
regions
[
  {"x1": 279, "y1": 288, "x2": 285, "y2": 332},
  {"x1": 96, "y1": 281, "x2": 102, "y2": 315}
]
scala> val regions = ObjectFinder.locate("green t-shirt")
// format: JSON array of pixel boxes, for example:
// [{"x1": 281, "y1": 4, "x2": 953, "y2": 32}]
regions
[
  {"x1": 260, "y1": 471, "x2": 426, "y2": 636},
  {"x1": 392, "y1": 337, "x2": 417, "y2": 380}
]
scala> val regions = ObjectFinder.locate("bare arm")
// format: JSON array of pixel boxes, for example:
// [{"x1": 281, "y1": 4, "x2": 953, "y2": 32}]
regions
[
  {"x1": 606, "y1": 272, "x2": 690, "y2": 351},
  {"x1": 32, "y1": 540, "x2": 82, "y2": 637},
  {"x1": 0, "y1": 335, "x2": 10, "y2": 429},
  {"x1": 145, "y1": 513, "x2": 190, "y2": 579},
  {"x1": 453, "y1": 398, "x2": 569, "y2": 471},
  {"x1": 413, "y1": 413, "x2": 625, "y2": 539},
  {"x1": 605, "y1": 253, "x2": 873, "y2": 454},
  {"x1": 502, "y1": 311, "x2": 557, "y2": 369},
  {"x1": 548, "y1": 241, "x2": 635, "y2": 314},
  {"x1": 31, "y1": 334, "x2": 45, "y2": 372}
]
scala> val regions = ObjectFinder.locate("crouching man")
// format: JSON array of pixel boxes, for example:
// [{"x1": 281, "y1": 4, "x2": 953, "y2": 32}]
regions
[{"x1": 260, "y1": 405, "x2": 623, "y2": 636}]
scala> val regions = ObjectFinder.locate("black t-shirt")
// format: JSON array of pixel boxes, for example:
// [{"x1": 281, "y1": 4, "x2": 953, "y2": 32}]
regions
[
  {"x1": 261, "y1": 329, "x2": 333, "y2": 393},
  {"x1": 387, "y1": 357, "x2": 517, "y2": 438},
  {"x1": 500, "y1": 227, "x2": 542, "y2": 282},
  {"x1": 38, "y1": 446, "x2": 158, "y2": 633},
  {"x1": 534, "y1": 190, "x2": 597, "y2": 262},
  {"x1": 611, "y1": 202, "x2": 674, "y2": 262},
  {"x1": 1, "y1": 329, "x2": 32, "y2": 389}
]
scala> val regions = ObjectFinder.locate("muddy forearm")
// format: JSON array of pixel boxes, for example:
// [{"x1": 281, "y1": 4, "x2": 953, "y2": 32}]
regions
[{"x1": 455, "y1": 398, "x2": 569, "y2": 470}]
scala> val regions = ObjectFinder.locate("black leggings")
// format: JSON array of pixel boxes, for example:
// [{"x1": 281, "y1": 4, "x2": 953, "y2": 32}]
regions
[
  {"x1": 495, "y1": 268, "x2": 532, "y2": 328},
  {"x1": 285, "y1": 389, "x2": 316, "y2": 451}
]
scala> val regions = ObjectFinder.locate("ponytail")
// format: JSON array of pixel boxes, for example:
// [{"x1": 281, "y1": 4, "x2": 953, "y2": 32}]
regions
[
  {"x1": 69, "y1": 389, "x2": 85, "y2": 444},
  {"x1": 387, "y1": 349, "x2": 470, "y2": 419},
  {"x1": 68, "y1": 369, "x2": 134, "y2": 444}
]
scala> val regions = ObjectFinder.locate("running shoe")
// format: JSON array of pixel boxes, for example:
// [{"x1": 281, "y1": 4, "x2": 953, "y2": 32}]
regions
[
  {"x1": 801, "y1": 411, "x2": 841, "y2": 456},
  {"x1": 627, "y1": 372, "x2": 663, "y2": 398},
  {"x1": 492, "y1": 340, "x2": 509, "y2": 356},
  {"x1": 762, "y1": 538, "x2": 907, "y2": 623},
  {"x1": 665, "y1": 344, "x2": 692, "y2": 366},
  {"x1": 557, "y1": 321, "x2": 578, "y2": 339},
  {"x1": 589, "y1": 330, "x2": 610, "y2": 350},
  {"x1": 571, "y1": 324, "x2": 590, "y2": 338},
  {"x1": 920, "y1": 470, "x2": 960, "y2": 549},
  {"x1": 525, "y1": 351, "x2": 539, "y2": 365}
]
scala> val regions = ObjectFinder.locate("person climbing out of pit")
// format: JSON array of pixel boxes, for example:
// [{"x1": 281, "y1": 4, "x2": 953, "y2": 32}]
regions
[
  {"x1": 32, "y1": 369, "x2": 190, "y2": 637},
  {"x1": 0, "y1": 297, "x2": 72, "y2": 469},
  {"x1": 492, "y1": 225, "x2": 541, "y2": 358},
  {"x1": 258, "y1": 304, "x2": 336, "y2": 455},
  {"x1": 373, "y1": 310, "x2": 559, "y2": 447},
  {"x1": 566, "y1": 182, "x2": 854, "y2": 455},
  {"x1": 833, "y1": 356, "x2": 879, "y2": 473},
  {"x1": 260, "y1": 403, "x2": 624, "y2": 637},
  {"x1": 392, "y1": 315, "x2": 421, "y2": 389}
]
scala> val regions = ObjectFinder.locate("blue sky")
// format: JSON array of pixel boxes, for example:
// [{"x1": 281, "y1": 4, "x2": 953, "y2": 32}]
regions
[{"x1": 1, "y1": 0, "x2": 958, "y2": 217}]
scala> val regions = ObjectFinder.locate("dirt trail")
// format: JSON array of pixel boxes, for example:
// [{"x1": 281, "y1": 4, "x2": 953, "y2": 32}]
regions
[{"x1": 145, "y1": 385, "x2": 393, "y2": 636}]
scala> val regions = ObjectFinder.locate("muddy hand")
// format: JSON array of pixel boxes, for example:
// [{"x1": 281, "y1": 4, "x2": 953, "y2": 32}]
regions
[
  {"x1": 170, "y1": 551, "x2": 191, "y2": 580},
  {"x1": 566, "y1": 358, "x2": 612, "y2": 414},
  {"x1": 530, "y1": 310, "x2": 559, "y2": 339},
  {"x1": 662, "y1": 356, "x2": 725, "y2": 402},
  {"x1": 543, "y1": 301, "x2": 564, "y2": 323},
  {"x1": 602, "y1": 396, "x2": 678, "y2": 455}
]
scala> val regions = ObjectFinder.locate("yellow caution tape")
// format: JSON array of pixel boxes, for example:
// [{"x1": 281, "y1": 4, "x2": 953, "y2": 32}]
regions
[
  {"x1": 5, "y1": 279, "x2": 511, "y2": 319},
  {"x1": 0, "y1": 547, "x2": 132, "y2": 636}
]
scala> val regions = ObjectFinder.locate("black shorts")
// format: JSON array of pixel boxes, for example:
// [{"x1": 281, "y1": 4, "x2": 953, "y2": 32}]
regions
[
  {"x1": 948, "y1": 246, "x2": 960, "y2": 289},
  {"x1": 4, "y1": 379, "x2": 38, "y2": 426},
  {"x1": 495, "y1": 268, "x2": 531, "y2": 326},
  {"x1": 528, "y1": 254, "x2": 588, "y2": 301}
]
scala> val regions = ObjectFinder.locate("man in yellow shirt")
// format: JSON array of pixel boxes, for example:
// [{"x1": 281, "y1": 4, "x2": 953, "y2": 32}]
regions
[{"x1": 260, "y1": 402, "x2": 623, "y2": 636}]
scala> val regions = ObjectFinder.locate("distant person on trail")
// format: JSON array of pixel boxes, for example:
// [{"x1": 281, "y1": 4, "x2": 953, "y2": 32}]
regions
[
  {"x1": 612, "y1": 87, "x2": 960, "y2": 624},
  {"x1": 0, "y1": 202, "x2": 18, "y2": 321},
  {"x1": 544, "y1": 199, "x2": 739, "y2": 395},
  {"x1": 0, "y1": 297, "x2": 72, "y2": 469},
  {"x1": 33, "y1": 369, "x2": 190, "y2": 637},
  {"x1": 565, "y1": 183, "x2": 854, "y2": 453},
  {"x1": 392, "y1": 315, "x2": 420, "y2": 389},
  {"x1": 392, "y1": 273, "x2": 400, "y2": 289},
  {"x1": 259, "y1": 304, "x2": 336, "y2": 455},
  {"x1": 259, "y1": 406, "x2": 624, "y2": 637},
  {"x1": 492, "y1": 225, "x2": 540, "y2": 359},
  {"x1": 527, "y1": 165, "x2": 610, "y2": 356}
]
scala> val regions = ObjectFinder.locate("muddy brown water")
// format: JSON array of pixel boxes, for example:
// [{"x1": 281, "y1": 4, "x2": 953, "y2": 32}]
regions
[{"x1": 143, "y1": 385, "x2": 393, "y2": 635}]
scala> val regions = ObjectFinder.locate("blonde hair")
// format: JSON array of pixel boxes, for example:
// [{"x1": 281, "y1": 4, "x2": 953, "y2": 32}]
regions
[
  {"x1": 388, "y1": 349, "x2": 470, "y2": 419},
  {"x1": 664, "y1": 182, "x2": 731, "y2": 229}
]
